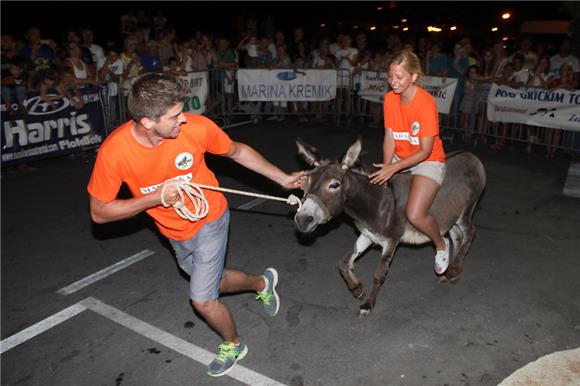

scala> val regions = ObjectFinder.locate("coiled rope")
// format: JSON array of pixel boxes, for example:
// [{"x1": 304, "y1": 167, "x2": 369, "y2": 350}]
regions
[{"x1": 160, "y1": 180, "x2": 303, "y2": 222}]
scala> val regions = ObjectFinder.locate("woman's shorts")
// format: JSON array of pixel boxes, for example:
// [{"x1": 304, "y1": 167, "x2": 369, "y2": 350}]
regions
[{"x1": 394, "y1": 155, "x2": 447, "y2": 186}]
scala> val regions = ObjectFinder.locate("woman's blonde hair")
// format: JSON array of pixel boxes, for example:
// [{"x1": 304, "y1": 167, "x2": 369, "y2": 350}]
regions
[{"x1": 388, "y1": 48, "x2": 424, "y2": 80}]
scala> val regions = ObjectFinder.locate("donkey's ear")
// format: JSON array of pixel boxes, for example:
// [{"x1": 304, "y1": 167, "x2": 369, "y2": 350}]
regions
[
  {"x1": 296, "y1": 137, "x2": 322, "y2": 167},
  {"x1": 341, "y1": 136, "x2": 362, "y2": 169}
]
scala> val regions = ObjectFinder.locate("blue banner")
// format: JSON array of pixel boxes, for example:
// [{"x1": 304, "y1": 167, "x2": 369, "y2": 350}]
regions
[{"x1": 1, "y1": 86, "x2": 108, "y2": 165}]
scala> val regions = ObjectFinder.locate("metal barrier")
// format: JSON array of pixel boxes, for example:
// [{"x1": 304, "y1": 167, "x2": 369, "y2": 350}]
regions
[{"x1": 111, "y1": 71, "x2": 579, "y2": 155}]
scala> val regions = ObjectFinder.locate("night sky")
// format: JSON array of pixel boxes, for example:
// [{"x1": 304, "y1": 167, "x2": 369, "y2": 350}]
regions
[{"x1": 1, "y1": 1, "x2": 570, "y2": 47}]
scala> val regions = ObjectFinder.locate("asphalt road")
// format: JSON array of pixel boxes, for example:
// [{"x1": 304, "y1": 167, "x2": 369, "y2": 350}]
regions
[{"x1": 2, "y1": 119, "x2": 580, "y2": 386}]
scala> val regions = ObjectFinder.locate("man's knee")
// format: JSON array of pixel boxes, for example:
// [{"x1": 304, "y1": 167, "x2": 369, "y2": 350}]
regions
[{"x1": 191, "y1": 298, "x2": 219, "y2": 314}]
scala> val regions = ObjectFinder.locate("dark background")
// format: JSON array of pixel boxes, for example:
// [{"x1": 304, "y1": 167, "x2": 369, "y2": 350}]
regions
[{"x1": 1, "y1": 1, "x2": 572, "y2": 47}]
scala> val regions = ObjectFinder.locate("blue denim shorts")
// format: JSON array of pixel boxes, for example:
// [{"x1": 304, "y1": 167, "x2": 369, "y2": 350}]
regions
[{"x1": 169, "y1": 209, "x2": 229, "y2": 302}]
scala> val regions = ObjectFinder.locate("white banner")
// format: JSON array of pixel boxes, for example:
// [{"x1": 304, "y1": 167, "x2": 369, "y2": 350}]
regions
[
  {"x1": 359, "y1": 73, "x2": 458, "y2": 115},
  {"x1": 181, "y1": 71, "x2": 208, "y2": 114},
  {"x1": 237, "y1": 69, "x2": 337, "y2": 101},
  {"x1": 359, "y1": 70, "x2": 389, "y2": 104},
  {"x1": 487, "y1": 84, "x2": 580, "y2": 131},
  {"x1": 420, "y1": 76, "x2": 458, "y2": 115}
]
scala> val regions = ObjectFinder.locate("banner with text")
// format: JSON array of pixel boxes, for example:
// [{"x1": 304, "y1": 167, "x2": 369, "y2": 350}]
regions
[
  {"x1": 181, "y1": 71, "x2": 208, "y2": 114},
  {"x1": 360, "y1": 73, "x2": 458, "y2": 115},
  {"x1": 1, "y1": 87, "x2": 107, "y2": 165},
  {"x1": 359, "y1": 70, "x2": 389, "y2": 104},
  {"x1": 487, "y1": 84, "x2": 580, "y2": 131},
  {"x1": 237, "y1": 69, "x2": 337, "y2": 101}
]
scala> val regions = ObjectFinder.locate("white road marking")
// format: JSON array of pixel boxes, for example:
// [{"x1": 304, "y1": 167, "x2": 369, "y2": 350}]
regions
[
  {"x1": 0, "y1": 303, "x2": 87, "y2": 354},
  {"x1": 2, "y1": 297, "x2": 288, "y2": 385},
  {"x1": 236, "y1": 197, "x2": 267, "y2": 210},
  {"x1": 81, "y1": 297, "x2": 288, "y2": 386},
  {"x1": 57, "y1": 249, "x2": 155, "y2": 296}
]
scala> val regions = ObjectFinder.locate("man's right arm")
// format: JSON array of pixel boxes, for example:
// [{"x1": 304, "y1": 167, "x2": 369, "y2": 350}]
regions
[{"x1": 89, "y1": 194, "x2": 162, "y2": 224}]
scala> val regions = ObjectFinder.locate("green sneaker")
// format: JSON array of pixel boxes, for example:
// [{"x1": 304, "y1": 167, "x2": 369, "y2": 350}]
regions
[
  {"x1": 256, "y1": 268, "x2": 279, "y2": 317},
  {"x1": 207, "y1": 338, "x2": 248, "y2": 377}
]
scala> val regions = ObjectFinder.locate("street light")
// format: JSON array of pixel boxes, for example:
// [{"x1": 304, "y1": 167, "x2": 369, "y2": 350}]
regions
[
  {"x1": 502, "y1": 12, "x2": 511, "y2": 20},
  {"x1": 491, "y1": 27, "x2": 498, "y2": 32}
]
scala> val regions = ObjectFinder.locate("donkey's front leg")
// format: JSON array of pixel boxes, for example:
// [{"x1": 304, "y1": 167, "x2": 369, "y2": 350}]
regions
[
  {"x1": 359, "y1": 240, "x2": 397, "y2": 317},
  {"x1": 338, "y1": 234, "x2": 373, "y2": 299}
]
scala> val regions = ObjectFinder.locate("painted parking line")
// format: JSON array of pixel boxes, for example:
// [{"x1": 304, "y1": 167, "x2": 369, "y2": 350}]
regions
[
  {"x1": 2, "y1": 297, "x2": 287, "y2": 385},
  {"x1": 81, "y1": 297, "x2": 287, "y2": 386},
  {"x1": 0, "y1": 303, "x2": 87, "y2": 354},
  {"x1": 57, "y1": 249, "x2": 156, "y2": 296},
  {"x1": 236, "y1": 197, "x2": 267, "y2": 210}
]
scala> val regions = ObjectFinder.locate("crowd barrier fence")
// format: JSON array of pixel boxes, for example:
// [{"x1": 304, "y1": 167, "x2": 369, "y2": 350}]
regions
[{"x1": 2, "y1": 69, "x2": 579, "y2": 165}]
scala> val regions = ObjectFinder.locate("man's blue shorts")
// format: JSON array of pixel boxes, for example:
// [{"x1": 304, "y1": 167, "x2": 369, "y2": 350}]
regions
[{"x1": 169, "y1": 209, "x2": 229, "y2": 302}]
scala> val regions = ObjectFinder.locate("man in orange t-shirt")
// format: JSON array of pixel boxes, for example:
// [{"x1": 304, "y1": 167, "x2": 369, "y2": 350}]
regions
[
  {"x1": 369, "y1": 49, "x2": 449, "y2": 276},
  {"x1": 87, "y1": 73, "x2": 305, "y2": 377}
]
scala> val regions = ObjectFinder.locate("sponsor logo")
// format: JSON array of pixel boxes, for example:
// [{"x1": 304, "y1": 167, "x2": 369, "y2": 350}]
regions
[
  {"x1": 276, "y1": 71, "x2": 297, "y2": 81},
  {"x1": 411, "y1": 121, "x2": 420, "y2": 136},
  {"x1": 175, "y1": 152, "x2": 194, "y2": 170},
  {"x1": 140, "y1": 172, "x2": 192, "y2": 194},
  {"x1": 25, "y1": 95, "x2": 70, "y2": 115}
]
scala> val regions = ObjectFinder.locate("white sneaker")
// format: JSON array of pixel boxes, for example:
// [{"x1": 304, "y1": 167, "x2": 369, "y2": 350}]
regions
[{"x1": 434, "y1": 237, "x2": 450, "y2": 275}]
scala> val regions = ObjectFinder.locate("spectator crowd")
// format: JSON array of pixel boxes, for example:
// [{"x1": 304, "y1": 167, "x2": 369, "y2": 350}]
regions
[{"x1": 1, "y1": 8, "x2": 579, "y2": 156}]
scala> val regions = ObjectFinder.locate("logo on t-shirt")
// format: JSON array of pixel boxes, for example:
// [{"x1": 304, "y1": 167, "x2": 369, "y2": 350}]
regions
[
  {"x1": 175, "y1": 152, "x2": 193, "y2": 170},
  {"x1": 411, "y1": 121, "x2": 420, "y2": 136}
]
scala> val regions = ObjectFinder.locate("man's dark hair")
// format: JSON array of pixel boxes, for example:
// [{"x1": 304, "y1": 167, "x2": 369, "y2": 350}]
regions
[{"x1": 127, "y1": 73, "x2": 191, "y2": 122}]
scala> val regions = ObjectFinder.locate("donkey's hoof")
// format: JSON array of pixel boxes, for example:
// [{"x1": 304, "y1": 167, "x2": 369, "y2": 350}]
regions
[
  {"x1": 437, "y1": 275, "x2": 449, "y2": 283},
  {"x1": 358, "y1": 307, "x2": 371, "y2": 318}
]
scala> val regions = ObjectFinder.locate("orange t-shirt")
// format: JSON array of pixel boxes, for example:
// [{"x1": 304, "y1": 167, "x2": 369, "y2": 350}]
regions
[
  {"x1": 87, "y1": 113, "x2": 233, "y2": 241},
  {"x1": 383, "y1": 87, "x2": 445, "y2": 162}
]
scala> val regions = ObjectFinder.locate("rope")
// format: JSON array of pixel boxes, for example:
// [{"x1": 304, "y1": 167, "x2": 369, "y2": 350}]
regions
[{"x1": 160, "y1": 180, "x2": 303, "y2": 222}]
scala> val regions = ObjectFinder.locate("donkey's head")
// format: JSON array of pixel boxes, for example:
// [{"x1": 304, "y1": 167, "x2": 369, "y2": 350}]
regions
[{"x1": 294, "y1": 137, "x2": 363, "y2": 233}]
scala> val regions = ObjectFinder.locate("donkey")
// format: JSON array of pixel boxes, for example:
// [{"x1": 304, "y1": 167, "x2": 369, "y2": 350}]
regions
[{"x1": 294, "y1": 137, "x2": 486, "y2": 317}]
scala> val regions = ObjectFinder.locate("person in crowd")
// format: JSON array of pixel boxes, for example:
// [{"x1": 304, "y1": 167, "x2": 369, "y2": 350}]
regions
[
  {"x1": 165, "y1": 56, "x2": 187, "y2": 76},
  {"x1": 490, "y1": 62, "x2": 520, "y2": 150},
  {"x1": 197, "y1": 34, "x2": 215, "y2": 70},
  {"x1": 237, "y1": 34, "x2": 258, "y2": 68},
  {"x1": 120, "y1": 9, "x2": 138, "y2": 38},
  {"x1": 81, "y1": 27, "x2": 105, "y2": 67},
  {"x1": 268, "y1": 44, "x2": 292, "y2": 122},
  {"x1": 355, "y1": 32, "x2": 370, "y2": 58},
  {"x1": 1, "y1": 58, "x2": 28, "y2": 114},
  {"x1": 212, "y1": 37, "x2": 238, "y2": 111},
  {"x1": 550, "y1": 38, "x2": 579, "y2": 88},
  {"x1": 65, "y1": 42, "x2": 97, "y2": 88},
  {"x1": 329, "y1": 34, "x2": 344, "y2": 56},
  {"x1": 369, "y1": 49, "x2": 450, "y2": 275},
  {"x1": 288, "y1": 26, "x2": 306, "y2": 61},
  {"x1": 97, "y1": 43, "x2": 124, "y2": 128},
  {"x1": 334, "y1": 34, "x2": 358, "y2": 117},
  {"x1": 511, "y1": 36, "x2": 538, "y2": 72},
  {"x1": 309, "y1": 37, "x2": 331, "y2": 69},
  {"x1": 386, "y1": 33, "x2": 403, "y2": 54},
  {"x1": 138, "y1": 40, "x2": 163, "y2": 73},
  {"x1": 426, "y1": 40, "x2": 449, "y2": 76},
  {"x1": 87, "y1": 72, "x2": 305, "y2": 377},
  {"x1": 448, "y1": 42, "x2": 470, "y2": 124},
  {"x1": 1, "y1": 35, "x2": 20, "y2": 77},
  {"x1": 152, "y1": 9, "x2": 168, "y2": 37},
  {"x1": 38, "y1": 69, "x2": 66, "y2": 110},
  {"x1": 543, "y1": 63, "x2": 577, "y2": 159},
  {"x1": 158, "y1": 28, "x2": 178, "y2": 66},
  {"x1": 492, "y1": 41, "x2": 511, "y2": 77},
  {"x1": 61, "y1": 67, "x2": 85, "y2": 110},
  {"x1": 476, "y1": 48, "x2": 500, "y2": 141},
  {"x1": 527, "y1": 55, "x2": 555, "y2": 89},
  {"x1": 524, "y1": 56, "x2": 555, "y2": 153},
  {"x1": 20, "y1": 27, "x2": 56, "y2": 89},
  {"x1": 121, "y1": 35, "x2": 144, "y2": 80},
  {"x1": 63, "y1": 30, "x2": 94, "y2": 71},
  {"x1": 511, "y1": 53, "x2": 530, "y2": 88},
  {"x1": 459, "y1": 65, "x2": 481, "y2": 142},
  {"x1": 461, "y1": 39, "x2": 480, "y2": 67}
]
